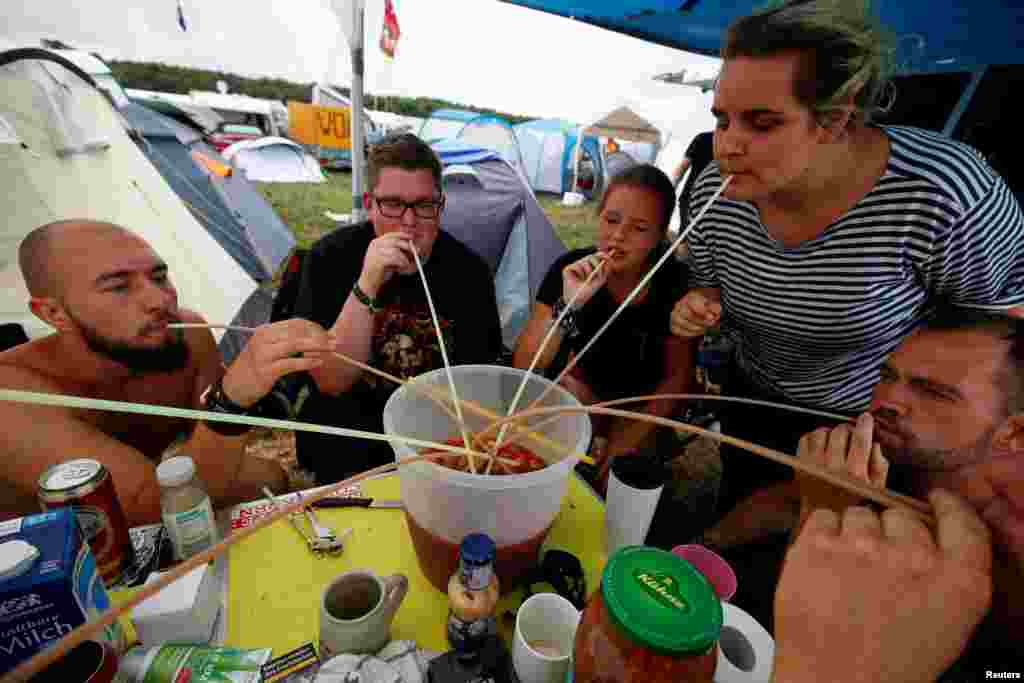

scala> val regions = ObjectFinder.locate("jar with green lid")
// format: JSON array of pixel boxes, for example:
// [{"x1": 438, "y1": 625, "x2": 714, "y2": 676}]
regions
[{"x1": 573, "y1": 545, "x2": 722, "y2": 683}]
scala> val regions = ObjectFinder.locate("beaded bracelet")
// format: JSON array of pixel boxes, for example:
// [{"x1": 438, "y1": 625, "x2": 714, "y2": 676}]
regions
[{"x1": 550, "y1": 295, "x2": 581, "y2": 339}]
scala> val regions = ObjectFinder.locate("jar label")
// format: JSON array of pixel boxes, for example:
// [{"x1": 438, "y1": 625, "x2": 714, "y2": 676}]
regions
[
  {"x1": 633, "y1": 570, "x2": 690, "y2": 612},
  {"x1": 162, "y1": 498, "x2": 217, "y2": 561}
]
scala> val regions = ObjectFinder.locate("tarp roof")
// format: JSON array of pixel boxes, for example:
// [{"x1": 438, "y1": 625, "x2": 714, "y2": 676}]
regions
[{"x1": 500, "y1": 0, "x2": 1024, "y2": 72}]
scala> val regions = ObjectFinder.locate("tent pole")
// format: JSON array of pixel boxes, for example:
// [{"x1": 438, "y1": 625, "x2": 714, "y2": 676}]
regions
[
  {"x1": 569, "y1": 125, "x2": 584, "y2": 194},
  {"x1": 350, "y1": 1, "x2": 367, "y2": 223}
]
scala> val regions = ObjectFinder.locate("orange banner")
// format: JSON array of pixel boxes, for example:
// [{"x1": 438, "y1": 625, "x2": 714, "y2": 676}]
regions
[{"x1": 287, "y1": 101, "x2": 352, "y2": 150}]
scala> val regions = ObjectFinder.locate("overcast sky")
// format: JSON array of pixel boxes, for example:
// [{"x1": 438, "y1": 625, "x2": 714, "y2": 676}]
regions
[{"x1": 2, "y1": 0, "x2": 721, "y2": 124}]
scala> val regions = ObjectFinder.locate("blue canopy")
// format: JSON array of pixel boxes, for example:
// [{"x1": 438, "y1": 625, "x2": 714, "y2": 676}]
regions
[{"x1": 501, "y1": 1, "x2": 1024, "y2": 72}]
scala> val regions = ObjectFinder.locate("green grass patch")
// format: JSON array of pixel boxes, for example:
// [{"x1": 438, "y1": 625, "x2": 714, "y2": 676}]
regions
[{"x1": 254, "y1": 172, "x2": 596, "y2": 250}]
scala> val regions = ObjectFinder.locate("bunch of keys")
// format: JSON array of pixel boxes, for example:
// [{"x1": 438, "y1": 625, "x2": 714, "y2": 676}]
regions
[{"x1": 262, "y1": 487, "x2": 351, "y2": 558}]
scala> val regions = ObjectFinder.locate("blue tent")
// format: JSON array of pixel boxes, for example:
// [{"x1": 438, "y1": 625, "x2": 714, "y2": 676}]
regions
[
  {"x1": 121, "y1": 102, "x2": 294, "y2": 282},
  {"x1": 514, "y1": 119, "x2": 605, "y2": 196},
  {"x1": 431, "y1": 140, "x2": 567, "y2": 347},
  {"x1": 419, "y1": 109, "x2": 529, "y2": 181},
  {"x1": 500, "y1": 1, "x2": 1023, "y2": 73}
]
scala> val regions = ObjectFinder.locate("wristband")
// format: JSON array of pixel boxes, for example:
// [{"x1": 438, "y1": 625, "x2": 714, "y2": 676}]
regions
[
  {"x1": 352, "y1": 282, "x2": 381, "y2": 314},
  {"x1": 200, "y1": 377, "x2": 254, "y2": 435},
  {"x1": 550, "y1": 295, "x2": 581, "y2": 339}
]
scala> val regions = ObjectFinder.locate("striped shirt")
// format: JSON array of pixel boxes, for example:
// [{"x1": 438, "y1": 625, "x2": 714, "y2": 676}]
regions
[{"x1": 686, "y1": 125, "x2": 1024, "y2": 412}]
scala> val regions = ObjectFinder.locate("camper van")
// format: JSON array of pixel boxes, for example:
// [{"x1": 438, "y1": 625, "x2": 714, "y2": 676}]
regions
[{"x1": 310, "y1": 83, "x2": 381, "y2": 170}]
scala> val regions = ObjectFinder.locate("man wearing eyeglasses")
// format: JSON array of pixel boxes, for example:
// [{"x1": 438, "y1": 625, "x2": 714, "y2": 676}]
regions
[{"x1": 292, "y1": 134, "x2": 503, "y2": 483}]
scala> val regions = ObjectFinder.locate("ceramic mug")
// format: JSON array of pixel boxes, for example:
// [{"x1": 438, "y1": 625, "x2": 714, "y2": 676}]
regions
[{"x1": 319, "y1": 570, "x2": 409, "y2": 659}]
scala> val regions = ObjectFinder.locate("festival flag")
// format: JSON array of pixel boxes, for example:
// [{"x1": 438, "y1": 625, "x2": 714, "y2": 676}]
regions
[
  {"x1": 177, "y1": 0, "x2": 188, "y2": 32},
  {"x1": 379, "y1": 0, "x2": 401, "y2": 59}
]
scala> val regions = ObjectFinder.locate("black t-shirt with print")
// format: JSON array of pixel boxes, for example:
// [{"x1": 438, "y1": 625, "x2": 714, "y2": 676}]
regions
[
  {"x1": 293, "y1": 221, "x2": 503, "y2": 481},
  {"x1": 536, "y1": 246, "x2": 689, "y2": 401}
]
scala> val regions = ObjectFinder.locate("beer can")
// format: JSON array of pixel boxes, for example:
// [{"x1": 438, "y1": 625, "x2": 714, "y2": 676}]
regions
[{"x1": 38, "y1": 459, "x2": 134, "y2": 587}]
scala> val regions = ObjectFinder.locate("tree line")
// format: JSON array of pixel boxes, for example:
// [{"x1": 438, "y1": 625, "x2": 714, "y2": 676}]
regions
[{"x1": 108, "y1": 60, "x2": 534, "y2": 124}]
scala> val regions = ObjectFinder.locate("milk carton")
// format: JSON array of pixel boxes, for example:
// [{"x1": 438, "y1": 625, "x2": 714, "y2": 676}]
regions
[{"x1": 0, "y1": 508, "x2": 126, "y2": 676}]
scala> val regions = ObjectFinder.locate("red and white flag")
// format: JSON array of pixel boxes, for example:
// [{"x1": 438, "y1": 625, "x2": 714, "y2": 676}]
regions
[{"x1": 379, "y1": 0, "x2": 401, "y2": 59}]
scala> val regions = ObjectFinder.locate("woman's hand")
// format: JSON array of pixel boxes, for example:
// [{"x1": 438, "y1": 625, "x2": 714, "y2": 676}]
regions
[
  {"x1": 562, "y1": 252, "x2": 609, "y2": 308},
  {"x1": 670, "y1": 287, "x2": 722, "y2": 338}
]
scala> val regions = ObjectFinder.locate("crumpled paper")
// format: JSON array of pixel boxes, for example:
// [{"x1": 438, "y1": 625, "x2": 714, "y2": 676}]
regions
[{"x1": 314, "y1": 640, "x2": 442, "y2": 683}]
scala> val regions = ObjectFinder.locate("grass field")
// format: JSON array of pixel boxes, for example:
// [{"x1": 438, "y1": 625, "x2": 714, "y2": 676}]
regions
[{"x1": 254, "y1": 171, "x2": 597, "y2": 251}]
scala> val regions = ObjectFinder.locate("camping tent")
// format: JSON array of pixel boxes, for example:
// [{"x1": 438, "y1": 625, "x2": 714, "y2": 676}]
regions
[
  {"x1": 431, "y1": 140, "x2": 567, "y2": 348},
  {"x1": 566, "y1": 105, "x2": 665, "y2": 195},
  {"x1": 125, "y1": 88, "x2": 223, "y2": 134},
  {"x1": 120, "y1": 101, "x2": 295, "y2": 283},
  {"x1": 514, "y1": 118, "x2": 604, "y2": 196},
  {"x1": 222, "y1": 137, "x2": 325, "y2": 183},
  {"x1": 420, "y1": 109, "x2": 529, "y2": 181},
  {"x1": 0, "y1": 48, "x2": 256, "y2": 340}
]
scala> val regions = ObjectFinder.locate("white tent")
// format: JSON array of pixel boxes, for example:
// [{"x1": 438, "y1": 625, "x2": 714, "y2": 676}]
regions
[
  {"x1": 0, "y1": 48, "x2": 256, "y2": 340},
  {"x1": 222, "y1": 137, "x2": 325, "y2": 183},
  {"x1": 569, "y1": 84, "x2": 717, "y2": 202}
]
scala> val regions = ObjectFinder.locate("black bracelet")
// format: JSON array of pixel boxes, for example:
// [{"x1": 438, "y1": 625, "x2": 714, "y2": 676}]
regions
[
  {"x1": 200, "y1": 378, "x2": 252, "y2": 435},
  {"x1": 352, "y1": 282, "x2": 380, "y2": 314},
  {"x1": 551, "y1": 296, "x2": 581, "y2": 339}
]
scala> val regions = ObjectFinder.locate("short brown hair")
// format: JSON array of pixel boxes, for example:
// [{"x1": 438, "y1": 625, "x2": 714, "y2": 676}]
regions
[
  {"x1": 367, "y1": 133, "x2": 443, "y2": 194},
  {"x1": 723, "y1": 0, "x2": 895, "y2": 129}
]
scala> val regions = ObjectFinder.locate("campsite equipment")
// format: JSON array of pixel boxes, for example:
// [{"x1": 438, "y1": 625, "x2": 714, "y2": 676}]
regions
[
  {"x1": 420, "y1": 109, "x2": 528, "y2": 180},
  {"x1": 572, "y1": 546, "x2": 722, "y2": 683},
  {"x1": 222, "y1": 137, "x2": 325, "y2": 183},
  {"x1": 499, "y1": 0, "x2": 1021, "y2": 72},
  {"x1": 120, "y1": 101, "x2": 295, "y2": 283},
  {"x1": 0, "y1": 48, "x2": 257, "y2": 341},
  {"x1": 261, "y1": 488, "x2": 348, "y2": 558},
  {"x1": 382, "y1": 364, "x2": 591, "y2": 592},
  {"x1": 37, "y1": 458, "x2": 135, "y2": 587},
  {"x1": 514, "y1": 119, "x2": 604, "y2": 197},
  {"x1": 432, "y1": 141, "x2": 567, "y2": 349}
]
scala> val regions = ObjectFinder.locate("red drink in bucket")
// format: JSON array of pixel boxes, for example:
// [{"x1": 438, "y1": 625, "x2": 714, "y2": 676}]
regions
[{"x1": 383, "y1": 365, "x2": 591, "y2": 593}]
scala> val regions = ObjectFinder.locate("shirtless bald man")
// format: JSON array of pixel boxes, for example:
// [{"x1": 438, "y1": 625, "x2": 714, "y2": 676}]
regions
[{"x1": 0, "y1": 220, "x2": 333, "y2": 525}]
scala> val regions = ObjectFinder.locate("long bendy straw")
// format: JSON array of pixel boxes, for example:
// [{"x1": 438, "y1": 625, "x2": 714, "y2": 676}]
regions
[
  {"x1": 479, "y1": 403, "x2": 935, "y2": 523},
  {"x1": 490, "y1": 253, "x2": 610, "y2": 472},
  {"x1": 0, "y1": 389, "x2": 493, "y2": 464},
  {"x1": 528, "y1": 175, "x2": 734, "y2": 413},
  {"x1": 168, "y1": 323, "x2": 595, "y2": 467},
  {"x1": 410, "y1": 246, "x2": 475, "y2": 471},
  {"x1": 494, "y1": 392, "x2": 853, "y2": 452}
]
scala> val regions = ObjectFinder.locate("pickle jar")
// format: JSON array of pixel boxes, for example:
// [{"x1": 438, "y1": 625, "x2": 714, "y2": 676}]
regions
[{"x1": 573, "y1": 545, "x2": 722, "y2": 683}]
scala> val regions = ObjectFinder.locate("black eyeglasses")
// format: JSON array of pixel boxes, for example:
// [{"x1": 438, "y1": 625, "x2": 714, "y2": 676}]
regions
[{"x1": 371, "y1": 194, "x2": 445, "y2": 220}]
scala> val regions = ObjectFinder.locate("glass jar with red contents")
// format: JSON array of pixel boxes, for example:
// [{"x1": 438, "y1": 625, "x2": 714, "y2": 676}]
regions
[{"x1": 573, "y1": 546, "x2": 722, "y2": 683}]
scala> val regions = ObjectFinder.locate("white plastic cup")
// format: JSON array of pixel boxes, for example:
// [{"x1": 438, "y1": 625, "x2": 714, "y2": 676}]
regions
[
  {"x1": 605, "y1": 455, "x2": 665, "y2": 554},
  {"x1": 513, "y1": 593, "x2": 580, "y2": 683}
]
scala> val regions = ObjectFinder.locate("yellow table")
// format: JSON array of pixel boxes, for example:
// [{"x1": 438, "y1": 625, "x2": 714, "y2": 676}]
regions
[{"x1": 226, "y1": 473, "x2": 607, "y2": 656}]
